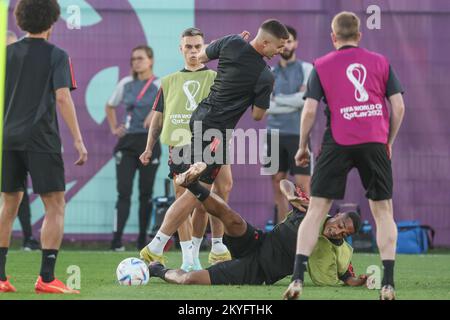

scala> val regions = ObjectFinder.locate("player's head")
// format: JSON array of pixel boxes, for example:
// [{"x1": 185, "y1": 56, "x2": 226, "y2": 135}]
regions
[
  {"x1": 280, "y1": 25, "x2": 298, "y2": 61},
  {"x1": 14, "y1": 0, "x2": 60, "y2": 38},
  {"x1": 180, "y1": 27, "x2": 205, "y2": 67},
  {"x1": 331, "y1": 11, "x2": 362, "y2": 48},
  {"x1": 130, "y1": 45, "x2": 154, "y2": 78},
  {"x1": 322, "y1": 211, "x2": 361, "y2": 240},
  {"x1": 7, "y1": 30, "x2": 18, "y2": 45},
  {"x1": 256, "y1": 19, "x2": 289, "y2": 59}
]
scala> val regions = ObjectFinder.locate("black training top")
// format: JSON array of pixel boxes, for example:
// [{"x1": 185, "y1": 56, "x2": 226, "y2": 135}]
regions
[
  {"x1": 303, "y1": 45, "x2": 404, "y2": 146},
  {"x1": 4, "y1": 38, "x2": 76, "y2": 153},
  {"x1": 257, "y1": 208, "x2": 306, "y2": 285},
  {"x1": 190, "y1": 34, "x2": 274, "y2": 130}
]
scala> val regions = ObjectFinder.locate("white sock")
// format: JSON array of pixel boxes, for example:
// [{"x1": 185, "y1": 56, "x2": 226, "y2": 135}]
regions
[
  {"x1": 180, "y1": 241, "x2": 194, "y2": 266},
  {"x1": 211, "y1": 237, "x2": 228, "y2": 254},
  {"x1": 192, "y1": 237, "x2": 203, "y2": 261},
  {"x1": 147, "y1": 231, "x2": 170, "y2": 255}
]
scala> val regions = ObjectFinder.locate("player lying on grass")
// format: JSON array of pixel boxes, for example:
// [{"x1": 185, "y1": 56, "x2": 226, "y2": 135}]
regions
[{"x1": 148, "y1": 163, "x2": 367, "y2": 288}]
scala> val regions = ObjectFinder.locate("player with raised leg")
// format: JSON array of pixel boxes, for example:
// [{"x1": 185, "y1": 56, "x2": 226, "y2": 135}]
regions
[{"x1": 139, "y1": 20, "x2": 289, "y2": 265}]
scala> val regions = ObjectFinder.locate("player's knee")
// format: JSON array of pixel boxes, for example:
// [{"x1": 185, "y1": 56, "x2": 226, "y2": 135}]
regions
[
  {"x1": 42, "y1": 193, "x2": 66, "y2": 214},
  {"x1": 1, "y1": 206, "x2": 18, "y2": 220},
  {"x1": 225, "y1": 211, "x2": 245, "y2": 229}
]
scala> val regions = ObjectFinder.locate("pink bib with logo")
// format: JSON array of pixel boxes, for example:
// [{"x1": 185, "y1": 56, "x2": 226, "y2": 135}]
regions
[{"x1": 315, "y1": 47, "x2": 390, "y2": 145}]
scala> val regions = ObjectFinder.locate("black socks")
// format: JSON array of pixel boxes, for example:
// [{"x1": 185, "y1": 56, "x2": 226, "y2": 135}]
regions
[
  {"x1": 382, "y1": 260, "x2": 395, "y2": 288},
  {"x1": 292, "y1": 254, "x2": 309, "y2": 282},
  {"x1": 186, "y1": 181, "x2": 210, "y2": 201},
  {"x1": 40, "y1": 249, "x2": 59, "y2": 283},
  {"x1": 0, "y1": 248, "x2": 8, "y2": 281}
]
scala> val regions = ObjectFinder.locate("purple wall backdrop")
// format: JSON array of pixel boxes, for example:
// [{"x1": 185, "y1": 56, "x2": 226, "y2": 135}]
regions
[
  {"x1": 6, "y1": 0, "x2": 450, "y2": 245},
  {"x1": 196, "y1": 0, "x2": 450, "y2": 246}
]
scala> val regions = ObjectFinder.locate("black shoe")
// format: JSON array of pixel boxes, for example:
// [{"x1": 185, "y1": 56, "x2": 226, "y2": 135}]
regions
[
  {"x1": 22, "y1": 237, "x2": 41, "y2": 251},
  {"x1": 111, "y1": 239, "x2": 125, "y2": 252},
  {"x1": 148, "y1": 261, "x2": 166, "y2": 278}
]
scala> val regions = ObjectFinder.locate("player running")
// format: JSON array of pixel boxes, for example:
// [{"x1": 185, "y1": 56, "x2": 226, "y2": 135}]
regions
[
  {"x1": 148, "y1": 163, "x2": 366, "y2": 288},
  {"x1": 140, "y1": 28, "x2": 233, "y2": 271},
  {"x1": 140, "y1": 19, "x2": 289, "y2": 265}
]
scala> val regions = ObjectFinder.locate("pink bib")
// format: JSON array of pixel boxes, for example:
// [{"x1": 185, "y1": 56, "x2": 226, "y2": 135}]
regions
[{"x1": 315, "y1": 47, "x2": 390, "y2": 145}]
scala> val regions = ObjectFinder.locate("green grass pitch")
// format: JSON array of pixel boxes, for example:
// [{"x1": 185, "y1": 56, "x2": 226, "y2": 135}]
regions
[{"x1": 1, "y1": 250, "x2": 450, "y2": 300}]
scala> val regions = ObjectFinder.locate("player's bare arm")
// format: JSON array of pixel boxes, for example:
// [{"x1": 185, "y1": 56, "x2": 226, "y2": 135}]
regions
[
  {"x1": 387, "y1": 92, "x2": 405, "y2": 159},
  {"x1": 56, "y1": 87, "x2": 88, "y2": 166},
  {"x1": 295, "y1": 97, "x2": 319, "y2": 167}
]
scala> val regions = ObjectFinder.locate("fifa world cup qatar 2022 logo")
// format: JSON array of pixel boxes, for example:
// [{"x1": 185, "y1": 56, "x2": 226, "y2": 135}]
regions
[{"x1": 346, "y1": 63, "x2": 369, "y2": 102}]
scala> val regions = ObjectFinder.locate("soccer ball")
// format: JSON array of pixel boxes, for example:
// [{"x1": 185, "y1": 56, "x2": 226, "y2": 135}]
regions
[{"x1": 116, "y1": 258, "x2": 149, "y2": 286}]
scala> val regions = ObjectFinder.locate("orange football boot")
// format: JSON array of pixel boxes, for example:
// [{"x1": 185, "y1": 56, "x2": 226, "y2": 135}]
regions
[
  {"x1": 0, "y1": 277, "x2": 17, "y2": 293},
  {"x1": 35, "y1": 276, "x2": 79, "y2": 294}
]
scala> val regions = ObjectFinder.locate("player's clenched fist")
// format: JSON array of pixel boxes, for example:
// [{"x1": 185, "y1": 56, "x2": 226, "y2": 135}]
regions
[
  {"x1": 139, "y1": 150, "x2": 152, "y2": 166},
  {"x1": 295, "y1": 148, "x2": 310, "y2": 167}
]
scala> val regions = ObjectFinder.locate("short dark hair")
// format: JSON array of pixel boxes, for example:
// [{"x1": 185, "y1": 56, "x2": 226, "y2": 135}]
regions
[
  {"x1": 285, "y1": 25, "x2": 297, "y2": 40},
  {"x1": 345, "y1": 211, "x2": 362, "y2": 234},
  {"x1": 15, "y1": 0, "x2": 60, "y2": 34},
  {"x1": 260, "y1": 19, "x2": 289, "y2": 39},
  {"x1": 181, "y1": 27, "x2": 204, "y2": 39}
]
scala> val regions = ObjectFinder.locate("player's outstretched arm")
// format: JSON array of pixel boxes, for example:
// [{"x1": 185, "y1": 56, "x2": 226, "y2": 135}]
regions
[
  {"x1": 198, "y1": 49, "x2": 210, "y2": 64},
  {"x1": 56, "y1": 88, "x2": 88, "y2": 165}
]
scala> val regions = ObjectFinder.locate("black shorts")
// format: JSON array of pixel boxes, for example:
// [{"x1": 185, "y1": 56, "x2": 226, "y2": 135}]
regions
[
  {"x1": 207, "y1": 223, "x2": 266, "y2": 285},
  {"x1": 207, "y1": 252, "x2": 266, "y2": 285},
  {"x1": 311, "y1": 143, "x2": 392, "y2": 200},
  {"x1": 223, "y1": 222, "x2": 265, "y2": 258},
  {"x1": 264, "y1": 132, "x2": 311, "y2": 176},
  {"x1": 167, "y1": 123, "x2": 230, "y2": 185},
  {"x1": 167, "y1": 144, "x2": 222, "y2": 185},
  {"x1": 1, "y1": 150, "x2": 65, "y2": 194}
]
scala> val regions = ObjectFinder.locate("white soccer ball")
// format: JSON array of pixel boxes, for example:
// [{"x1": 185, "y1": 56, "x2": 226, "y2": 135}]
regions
[{"x1": 116, "y1": 257, "x2": 149, "y2": 286}]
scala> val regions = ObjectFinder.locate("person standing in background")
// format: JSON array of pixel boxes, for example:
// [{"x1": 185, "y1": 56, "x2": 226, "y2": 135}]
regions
[
  {"x1": 265, "y1": 26, "x2": 313, "y2": 223},
  {"x1": 105, "y1": 45, "x2": 161, "y2": 251}
]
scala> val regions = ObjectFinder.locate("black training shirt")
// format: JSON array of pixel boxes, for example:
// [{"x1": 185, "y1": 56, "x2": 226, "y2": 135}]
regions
[
  {"x1": 4, "y1": 38, "x2": 76, "y2": 153},
  {"x1": 190, "y1": 34, "x2": 274, "y2": 130}
]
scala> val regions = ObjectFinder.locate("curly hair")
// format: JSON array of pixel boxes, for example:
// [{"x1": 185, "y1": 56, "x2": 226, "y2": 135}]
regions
[{"x1": 14, "y1": 0, "x2": 61, "y2": 34}]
